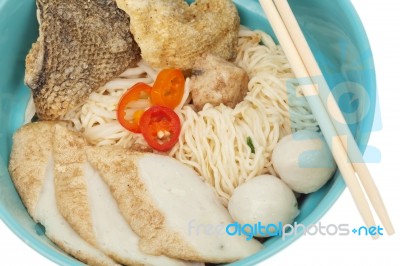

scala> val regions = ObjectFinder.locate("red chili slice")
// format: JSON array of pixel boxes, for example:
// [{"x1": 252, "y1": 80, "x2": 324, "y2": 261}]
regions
[{"x1": 139, "y1": 106, "x2": 181, "y2": 152}]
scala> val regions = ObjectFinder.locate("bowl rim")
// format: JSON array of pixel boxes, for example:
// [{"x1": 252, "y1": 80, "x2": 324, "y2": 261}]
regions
[{"x1": 0, "y1": 0, "x2": 376, "y2": 265}]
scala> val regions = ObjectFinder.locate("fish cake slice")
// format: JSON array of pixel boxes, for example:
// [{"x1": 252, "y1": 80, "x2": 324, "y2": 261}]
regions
[
  {"x1": 8, "y1": 122, "x2": 119, "y2": 266},
  {"x1": 86, "y1": 147, "x2": 263, "y2": 263},
  {"x1": 52, "y1": 125, "x2": 203, "y2": 266}
]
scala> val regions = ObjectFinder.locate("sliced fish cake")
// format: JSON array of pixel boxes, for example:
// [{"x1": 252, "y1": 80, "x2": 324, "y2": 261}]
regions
[
  {"x1": 8, "y1": 122, "x2": 119, "y2": 266},
  {"x1": 53, "y1": 125, "x2": 203, "y2": 266},
  {"x1": 86, "y1": 148, "x2": 264, "y2": 263}
]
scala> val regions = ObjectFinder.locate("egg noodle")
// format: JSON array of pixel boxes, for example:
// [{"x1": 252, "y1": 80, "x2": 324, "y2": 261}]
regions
[{"x1": 25, "y1": 27, "x2": 318, "y2": 205}]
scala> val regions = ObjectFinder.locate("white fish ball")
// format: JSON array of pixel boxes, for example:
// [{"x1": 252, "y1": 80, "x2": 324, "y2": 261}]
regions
[
  {"x1": 228, "y1": 175, "x2": 299, "y2": 237},
  {"x1": 272, "y1": 130, "x2": 336, "y2": 194}
]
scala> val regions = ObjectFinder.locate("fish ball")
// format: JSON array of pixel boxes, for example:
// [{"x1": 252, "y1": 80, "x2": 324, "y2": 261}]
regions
[
  {"x1": 228, "y1": 175, "x2": 299, "y2": 237},
  {"x1": 272, "y1": 130, "x2": 336, "y2": 194}
]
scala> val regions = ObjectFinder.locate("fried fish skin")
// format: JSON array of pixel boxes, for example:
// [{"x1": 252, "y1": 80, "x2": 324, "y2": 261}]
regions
[
  {"x1": 116, "y1": 0, "x2": 240, "y2": 69},
  {"x1": 25, "y1": 0, "x2": 141, "y2": 120}
]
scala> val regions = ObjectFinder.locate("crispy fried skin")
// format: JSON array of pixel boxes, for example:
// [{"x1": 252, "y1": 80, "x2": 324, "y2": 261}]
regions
[
  {"x1": 25, "y1": 0, "x2": 141, "y2": 120},
  {"x1": 116, "y1": 0, "x2": 240, "y2": 69}
]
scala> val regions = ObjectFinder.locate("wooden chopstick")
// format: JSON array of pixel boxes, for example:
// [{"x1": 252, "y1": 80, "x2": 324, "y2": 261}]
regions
[
  {"x1": 274, "y1": 0, "x2": 394, "y2": 235},
  {"x1": 272, "y1": 0, "x2": 394, "y2": 236},
  {"x1": 258, "y1": 0, "x2": 383, "y2": 239}
]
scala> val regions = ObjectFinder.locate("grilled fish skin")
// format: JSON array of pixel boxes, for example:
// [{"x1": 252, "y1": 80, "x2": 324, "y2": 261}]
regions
[{"x1": 25, "y1": 0, "x2": 141, "y2": 120}]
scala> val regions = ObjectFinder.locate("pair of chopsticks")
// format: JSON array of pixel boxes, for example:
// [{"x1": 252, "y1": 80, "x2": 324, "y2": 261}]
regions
[{"x1": 259, "y1": 0, "x2": 394, "y2": 238}]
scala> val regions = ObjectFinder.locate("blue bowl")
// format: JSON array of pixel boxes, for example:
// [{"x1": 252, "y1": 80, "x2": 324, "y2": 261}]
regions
[{"x1": 0, "y1": 0, "x2": 375, "y2": 265}]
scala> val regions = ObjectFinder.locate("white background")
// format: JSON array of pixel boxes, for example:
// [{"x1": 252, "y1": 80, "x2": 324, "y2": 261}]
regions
[{"x1": 1, "y1": 0, "x2": 399, "y2": 265}]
